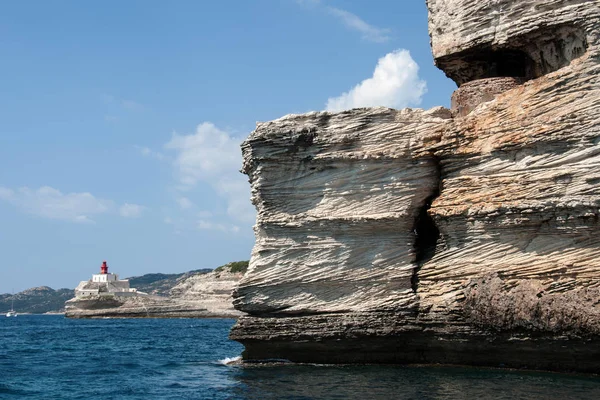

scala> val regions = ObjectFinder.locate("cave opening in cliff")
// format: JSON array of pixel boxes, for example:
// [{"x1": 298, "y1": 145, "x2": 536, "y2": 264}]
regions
[
  {"x1": 437, "y1": 24, "x2": 588, "y2": 87},
  {"x1": 446, "y1": 48, "x2": 536, "y2": 86},
  {"x1": 485, "y1": 49, "x2": 534, "y2": 79}
]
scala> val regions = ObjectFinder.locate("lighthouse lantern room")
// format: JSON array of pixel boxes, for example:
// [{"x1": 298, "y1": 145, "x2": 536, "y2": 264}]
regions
[{"x1": 92, "y1": 261, "x2": 118, "y2": 283}]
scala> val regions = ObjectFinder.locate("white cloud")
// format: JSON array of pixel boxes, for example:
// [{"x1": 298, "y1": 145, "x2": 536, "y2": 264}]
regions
[
  {"x1": 119, "y1": 203, "x2": 145, "y2": 218},
  {"x1": 0, "y1": 185, "x2": 146, "y2": 223},
  {"x1": 165, "y1": 123, "x2": 240, "y2": 184},
  {"x1": 165, "y1": 122, "x2": 255, "y2": 224},
  {"x1": 177, "y1": 197, "x2": 193, "y2": 210},
  {"x1": 0, "y1": 187, "x2": 14, "y2": 201},
  {"x1": 136, "y1": 146, "x2": 165, "y2": 161},
  {"x1": 197, "y1": 219, "x2": 221, "y2": 231},
  {"x1": 197, "y1": 219, "x2": 240, "y2": 233},
  {"x1": 121, "y1": 99, "x2": 144, "y2": 111},
  {"x1": 103, "y1": 94, "x2": 144, "y2": 112},
  {"x1": 326, "y1": 49, "x2": 427, "y2": 112},
  {"x1": 0, "y1": 185, "x2": 112, "y2": 223},
  {"x1": 327, "y1": 7, "x2": 390, "y2": 43},
  {"x1": 215, "y1": 178, "x2": 255, "y2": 223},
  {"x1": 296, "y1": 0, "x2": 320, "y2": 6},
  {"x1": 197, "y1": 210, "x2": 213, "y2": 218},
  {"x1": 296, "y1": 1, "x2": 390, "y2": 43}
]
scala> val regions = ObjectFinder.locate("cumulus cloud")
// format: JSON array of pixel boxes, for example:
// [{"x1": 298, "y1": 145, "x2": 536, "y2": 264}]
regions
[
  {"x1": 0, "y1": 185, "x2": 112, "y2": 223},
  {"x1": 327, "y1": 7, "x2": 390, "y2": 43},
  {"x1": 325, "y1": 49, "x2": 426, "y2": 112},
  {"x1": 119, "y1": 203, "x2": 145, "y2": 218},
  {"x1": 165, "y1": 122, "x2": 255, "y2": 225},
  {"x1": 165, "y1": 123, "x2": 240, "y2": 185}
]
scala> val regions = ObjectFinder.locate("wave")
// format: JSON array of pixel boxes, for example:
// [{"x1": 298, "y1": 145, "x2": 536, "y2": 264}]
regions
[{"x1": 218, "y1": 356, "x2": 241, "y2": 365}]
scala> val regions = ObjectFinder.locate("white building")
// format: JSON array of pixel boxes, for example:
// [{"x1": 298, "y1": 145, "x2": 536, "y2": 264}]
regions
[{"x1": 74, "y1": 261, "x2": 139, "y2": 298}]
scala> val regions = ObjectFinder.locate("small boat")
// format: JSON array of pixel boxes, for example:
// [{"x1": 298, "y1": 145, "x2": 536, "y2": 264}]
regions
[{"x1": 6, "y1": 294, "x2": 17, "y2": 317}]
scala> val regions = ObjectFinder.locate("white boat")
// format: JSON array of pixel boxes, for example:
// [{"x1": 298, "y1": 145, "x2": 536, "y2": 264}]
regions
[{"x1": 6, "y1": 295, "x2": 16, "y2": 317}]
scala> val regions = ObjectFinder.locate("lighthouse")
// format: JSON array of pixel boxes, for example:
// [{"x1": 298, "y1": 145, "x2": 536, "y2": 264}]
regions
[
  {"x1": 100, "y1": 261, "x2": 109, "y2": 274},
  {"x1": 74, "y1": 260, "x2": 140, "y2": 297}
]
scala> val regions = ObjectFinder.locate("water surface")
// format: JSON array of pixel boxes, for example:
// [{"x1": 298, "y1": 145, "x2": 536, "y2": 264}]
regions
[{"x1": 1, "y1": 315, "x2": 599, "y2": 399}]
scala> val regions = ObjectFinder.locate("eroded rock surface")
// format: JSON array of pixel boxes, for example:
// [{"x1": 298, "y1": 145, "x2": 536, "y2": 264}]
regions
[
  {"x1": 427, "y1": 0, "x2": 592, "y2": 86},
  {"x1": 234, "y1": 107, "x2": 450, "y2": 316},
  {"x1": 230, "y1": 0, "x2": 600, "y2": 372}
]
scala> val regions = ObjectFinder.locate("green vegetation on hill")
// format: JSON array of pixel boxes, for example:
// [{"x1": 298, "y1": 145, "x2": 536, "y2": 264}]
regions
[
  {"x1": 214, "y1": 261, "x2": 249, "y2": 274},
  {"x1": 0, "y1": 287, "x2": 72, "y2": 314}
]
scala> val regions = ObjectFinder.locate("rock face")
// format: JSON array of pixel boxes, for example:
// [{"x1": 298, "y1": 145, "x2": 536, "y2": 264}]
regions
[
  {"x1": 230, "y1": 0, "x2": 600, "y2": 372},
  {"x1": 170, "y1": 268, "x2": 244, "y2": 316},
  {"x1": 127, "y1": 269, "x2": 212, "y2": 297},
  {"x1": 65, "y1": 268, "x2": 243, "y2": 318},
  {"x1": 234, "y1": 107, "x2": 450, "y2": 315}
]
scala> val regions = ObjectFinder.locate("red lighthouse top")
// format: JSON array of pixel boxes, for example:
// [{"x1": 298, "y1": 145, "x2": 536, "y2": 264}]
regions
[{"x1": 100, "y1": 261, "x2": 109, "y2": 274}]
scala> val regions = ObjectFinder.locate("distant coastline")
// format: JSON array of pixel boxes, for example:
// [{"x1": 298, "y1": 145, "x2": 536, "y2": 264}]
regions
[{"x1": 2, "y1": 261, "x2": 247, "y2": 317}]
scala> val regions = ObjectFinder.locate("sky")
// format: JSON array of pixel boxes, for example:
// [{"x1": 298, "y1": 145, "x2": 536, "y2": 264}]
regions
[{"x1": 0, "y1": 0, "x2": 456, "y2": 293}]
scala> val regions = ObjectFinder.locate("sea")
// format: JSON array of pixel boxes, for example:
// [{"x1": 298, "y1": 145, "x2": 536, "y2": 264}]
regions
[{"x1": 2, "y1": 316, "x2": 600, "y2": 400}]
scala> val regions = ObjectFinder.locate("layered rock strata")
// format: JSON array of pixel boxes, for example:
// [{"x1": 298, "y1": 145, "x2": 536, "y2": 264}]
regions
[
  {"x1": 65, "y1": 269, "x2": 243, "y2": 318},
  {"x1": 234, "y1": 107, "x2": 450, "y2": 315},
  {"x1": 230, "y1": 0, "x2": 600, "y2": 372}
]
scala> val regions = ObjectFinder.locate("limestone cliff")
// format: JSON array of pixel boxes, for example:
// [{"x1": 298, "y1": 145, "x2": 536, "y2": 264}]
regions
[
  {"x1": 234, "y1": 107, "x2": 449, "y2": 315},
  {"x1": 65, "y1": 266, "x2": 244, "y2": 318},
  {"x1": 230, "y1": 0, "x2": 600, "y2": 372}
]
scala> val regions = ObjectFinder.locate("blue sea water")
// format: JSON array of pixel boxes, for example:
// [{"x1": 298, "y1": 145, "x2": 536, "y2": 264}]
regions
[{"x1": 2, "y1": 316, "x2": 600, "y2": 399}]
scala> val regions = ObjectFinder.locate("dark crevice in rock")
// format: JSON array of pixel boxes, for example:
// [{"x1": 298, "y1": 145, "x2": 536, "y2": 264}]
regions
[
  {"x1": 289, "y1": 128, "x2": 318, "y2": 153},
  {"x1": 438, "y1": 24, "x2": 588, "y2": 86},
  {"x1": 411, "y1": 156, "x2": 442, "y2": 293}
]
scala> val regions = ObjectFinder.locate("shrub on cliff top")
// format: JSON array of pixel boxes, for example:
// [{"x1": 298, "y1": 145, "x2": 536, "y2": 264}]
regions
[{"x1": 215, "y1": 261, "x2": 249, "y2": 274}]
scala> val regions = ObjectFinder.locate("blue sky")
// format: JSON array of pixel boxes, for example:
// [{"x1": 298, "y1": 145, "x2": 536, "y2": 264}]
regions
[{"x1": 0, "y1": 0, "x2": 456, "y2": 293}]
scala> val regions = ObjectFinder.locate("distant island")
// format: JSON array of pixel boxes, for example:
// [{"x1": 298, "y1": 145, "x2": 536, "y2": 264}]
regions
[{"x1": 0, "y1": 261, "x2": 248, "y2": 315}]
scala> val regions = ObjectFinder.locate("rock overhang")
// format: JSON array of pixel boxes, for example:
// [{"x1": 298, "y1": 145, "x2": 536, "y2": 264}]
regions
[{"x1": 427, "y1": 0, "x2": 597, "y2": 91}]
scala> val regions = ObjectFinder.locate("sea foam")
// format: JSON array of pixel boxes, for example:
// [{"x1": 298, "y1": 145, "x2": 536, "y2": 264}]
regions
[{"x1": 218, "y1": 356, "x2": 241, "y2": 365}]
